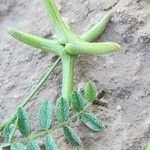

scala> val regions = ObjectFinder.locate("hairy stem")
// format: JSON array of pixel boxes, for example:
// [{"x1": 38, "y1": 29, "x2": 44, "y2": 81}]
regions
[
  {"x1": 0, "y1": 58, "x2": 61, "y2": 132},
  {"x1": 61, "y1": 52, "x2": 76, "y2": 101}
]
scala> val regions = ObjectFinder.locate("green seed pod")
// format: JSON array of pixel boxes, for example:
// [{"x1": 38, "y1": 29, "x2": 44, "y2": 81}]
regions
[
  {"x1": 81, "y1": 12, "x2": 112, "y2": 42},
  {"x1": 81, "y1": 112, "x2": 103, "y2": 132},
  {"x1": 55, "y1": 97, "x2": 69, "y2": 123},
  {"x1": 147, "y1": 142, "x2": 150, "y2": 150},
  {"x1": 63, "y1": 126, "x2": 81, "y2": 146},
  {"x1": 72, "y1": 90, "x2": 84, "y2": 112},
  {"x1": 17, "y1": 107, "x2": 31, "y2": 136},
  {"x1": 65, "y1": 41, "x2": 120, "y2": 55},
  {"x1": 7, "y1": 28, "x2": 63, "y2": 55},
  {"x1": 84, "y1": 81, "x2": 97, "y2": 102},
  {"x1": 3, "y1": 117, "x2": 18, "y2": 142},
  {"x1": 38, "y1": 99, "x2": 52, "y2": 129},
  {"x1": 27, "y1": 140, "x2": 40, "y2": 150},
  {"x1": 45, "y1": 135, "x2": 58, "y2": 150},
  {"x1": 11, "y1": 143, "x2": 26, "y2": 150}
]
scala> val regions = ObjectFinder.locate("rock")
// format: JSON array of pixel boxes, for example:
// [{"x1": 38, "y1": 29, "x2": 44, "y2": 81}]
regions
[
  {"x1": 116, "y1": 105, "x2": 122, "y2": 111},
  {"x1": 94, "y1": 98, "x2": 108, "y2": 107}
]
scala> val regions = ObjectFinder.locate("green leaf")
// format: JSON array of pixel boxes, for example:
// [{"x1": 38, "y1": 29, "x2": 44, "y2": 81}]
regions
[
  {"x1": 38, "y1": 99, "x2": 52, "y2": 129},
  {"x1": 65, "y1": 41, "x2": 120, "y2": 55},
  {"x1": 147, "y1": 142, "x2": 150, "y2": 150},
  {"x1": 7, "y1": 28, "x2": 63, "y2": 55},
  {"x1": 84, "y1": 81, "x2": 97, "y2": 102},
  {"x1": 3, "y1": 117, "x2": 18, "y2": 142},
  {"x1": 11, "y1": 143, "x2": 26, "y2": 150},
  {"x1": 63, "y1": 126, "x2": 81, "y2": 146},
  {"x1": 55, "y1": 97, "x2": 69, "y2": 123},
  {"x1": 17, "y1": 107, "x2": 31, "y2": 137},
  {"x1": 45, "y1": 135, "x2": 58, "y2": 150},
  {"x1": 81, "y1": 112, "x2": 103, "y2": 132},
  {"x1": 27, "y1": 140, "x2": 40, "y2": 150},
  {"x1": 72, "y1": 90, "x2": 84, "y2": 112}
]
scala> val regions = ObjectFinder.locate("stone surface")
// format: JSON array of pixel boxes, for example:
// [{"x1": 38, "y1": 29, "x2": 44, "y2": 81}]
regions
[{"x1": 0, "y1": 0, "x2": 150, "y2": 149}]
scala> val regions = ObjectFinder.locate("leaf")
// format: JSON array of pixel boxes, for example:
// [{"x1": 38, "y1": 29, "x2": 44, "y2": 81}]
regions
[
  {"x1": 72, "y1": 90, "x2": 84, "y2": 112},
  {"x1": 55, "y1": 97, "x2": 69, "y2": 123},
  {"x1": 11, "y1": 143, "x2": 26, "y2": 150},
  {"x1": 84, "y1": 81, "x2": 97, "y2": 102},
  {"x1": 63, "y1": 126, "x2": 81, "y2": 146},
  {"x1": 81, "y1": 112, "x2": 103, "y2": 132},
  {"x1": 45, "y1": 135, "x2": 58, "y2": 150},
  {"x1": 17, "y1": 107, "x2": 31, "y2": 136},
  {"x1": 3, "y1": 117, "x2": 18, "y2": 142},
  {"x1": 147, "y1": 142, "x2": 150, "y2": 150},
  {"x1": 38, "y1": 99, "x2": 52, "y2": 129},
  {"x1": 27, "y1": 140, "x2": 40, "y2": 150}
]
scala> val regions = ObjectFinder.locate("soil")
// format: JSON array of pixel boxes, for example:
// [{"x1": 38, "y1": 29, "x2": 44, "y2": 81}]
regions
[{"x1": 0, "y1": 0, "x2": 150, "y2": 149}]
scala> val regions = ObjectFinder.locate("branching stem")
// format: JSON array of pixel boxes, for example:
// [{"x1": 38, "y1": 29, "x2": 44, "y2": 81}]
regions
[{"x1": 0, "y1": 58, "x2": 61, "y2": 132}]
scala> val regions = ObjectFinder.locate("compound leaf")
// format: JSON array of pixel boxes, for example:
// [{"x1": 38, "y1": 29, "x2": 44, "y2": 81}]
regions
[
  {"x1": 81, "y1": 112, "x2": 103, "y2": 132},
  {"x1": 3, "y1": 117, "x2": 18, "y2": 142},
  {"x1": 63, "y1": 126, "x2": 81, "y2": 146},
  {"x1": 84, "y1": 81, "x2": 97, "y2": 102},
  {"x1": 17, "y1": 107, "x2": 31, "y2": 137},
  {"x1": 11, "y1": 143, "x2": 26, "y2": 150},
  {"x1": 27, "y1": 140, "x2": 40, "y2": 150},
  {"x1": 38, "y1": 99, "x2": 52, "y2": 129},
  {"x1": 45, "y1": 135, "x2": 58, "y2": 150},
  {"x1": 72, "y1": 90, "x2": 84, "y2": 112},
  {"x1": 55, "y1": 97, "x2": 69, "y2": 123}
]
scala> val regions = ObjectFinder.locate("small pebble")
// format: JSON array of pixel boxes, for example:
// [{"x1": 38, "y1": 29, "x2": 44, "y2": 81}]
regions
[
  {"x1": 111, "y1": 144, "x2": 121, "y2": 150},
  {"x1": 116, "y1": 105, "x2": 122, "y2": 111}
]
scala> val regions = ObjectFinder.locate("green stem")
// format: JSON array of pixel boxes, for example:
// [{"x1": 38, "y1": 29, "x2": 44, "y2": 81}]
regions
[
  {"x1": 61, "y1": 52, "x2": 76, "y2": 101},
  {"x1": 0, "y1": 58, "x2": 61, "y2": 132},
  {"x1": 0, "y1": 103, "x2": 92, "y2": 148}
]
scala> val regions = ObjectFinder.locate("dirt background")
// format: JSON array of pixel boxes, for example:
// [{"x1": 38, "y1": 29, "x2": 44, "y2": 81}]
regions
[{"x1": 0, "y1": 0, "x2": 150, "y2": 149}]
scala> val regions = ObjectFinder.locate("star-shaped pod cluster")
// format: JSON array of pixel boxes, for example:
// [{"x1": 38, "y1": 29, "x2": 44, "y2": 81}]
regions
[{"x1": 8, "y1": 0, "x2": 120, "y2": 100}]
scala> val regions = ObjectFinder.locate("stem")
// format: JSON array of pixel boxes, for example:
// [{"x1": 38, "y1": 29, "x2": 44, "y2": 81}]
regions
[
  {"x1": 0, "y1": 58, "x2": 61, "y2": 132},
  {"x1": 0, "y1": 103, "x2": 92, "y2": 148},
  {"x1": 61, "y1": 52, "x2": 76, "y2": 101}
]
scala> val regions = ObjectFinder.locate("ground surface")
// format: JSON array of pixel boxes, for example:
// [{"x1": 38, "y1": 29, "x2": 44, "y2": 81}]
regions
[{"x1": 0, "y1": 0, "x2": 150, "y2": 149}]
